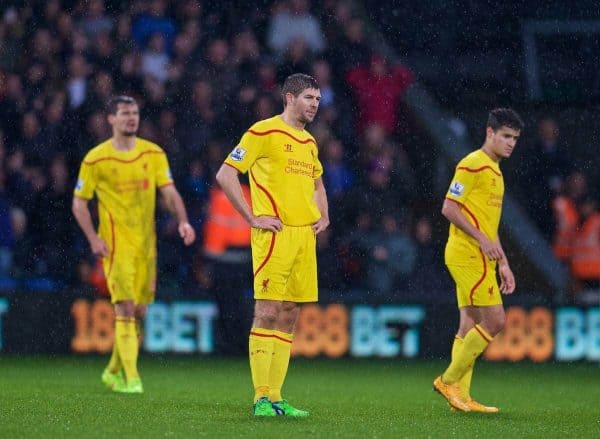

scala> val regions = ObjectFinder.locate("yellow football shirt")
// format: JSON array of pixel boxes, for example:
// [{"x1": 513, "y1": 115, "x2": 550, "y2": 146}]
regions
[
  {"x1": 224, "y1": 116, "x2": 323, "y2": 226},
  {"x1": 445, "y1": 149, "x2": 504, "y2": 266},
  {"x1": 74, "y1": 137, "x2": 173, "y2": 258}
]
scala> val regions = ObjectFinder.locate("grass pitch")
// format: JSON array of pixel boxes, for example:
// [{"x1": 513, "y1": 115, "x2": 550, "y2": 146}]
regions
[{"x1": 0, "y1": 356, "x2": 598, "y2": 438}]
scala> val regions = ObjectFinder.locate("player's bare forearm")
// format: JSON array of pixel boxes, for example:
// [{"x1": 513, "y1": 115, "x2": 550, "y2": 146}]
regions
[
  {"x1": 160, "y1": 185, "x2": 189, "y2": 224},
  {"x1": 312, "y1": 177, "x2": 329, "y2": 234},
  {"x1": 216, "y1": 164, "x2": 282, "y2": 232},
  {"x1": 441, "y1": 198, "x2": 502, "y2": 260},
  {"x1": 159, "y1": 185, "x2": 196, "y2": 245},
  {"x1": 215, "y1": 164, "x2": 254, "y2": 224},
  {"x1": 72, "y1": 196, "x2": 109, "y2": 257},
  {"x1": 72, "y1": 196, "x2": 97, "y2": 243},
  {"x1": 496, "y1": 237, "x2": 510, "y2": 268},
  {"x1": 442, "y1": 198, "x2": 485, "y2": 242}
]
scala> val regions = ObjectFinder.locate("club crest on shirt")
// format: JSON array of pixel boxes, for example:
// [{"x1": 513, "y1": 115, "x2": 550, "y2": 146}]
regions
[
  {"x1": 449, "y1": 181, "x2": 464, "y2": 196},
  {"x1": 230, "y1": 146, "x2": 247, "y2": 162},
  {"x1": 75, "y1": 178, "x2": 84, "y2": 191},
  {"x1": 261, "y1": 278, "x2": 270, "y2": 293}
]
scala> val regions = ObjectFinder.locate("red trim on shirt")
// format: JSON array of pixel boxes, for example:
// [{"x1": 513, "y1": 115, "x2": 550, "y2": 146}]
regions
[
  {"x1": 157, "y1": 182, "x2": 174, "y2": 188},
  {"x1": 253, "y1": 232, "x2": 276, "y2": 278},
  {"x1": 247, "y1": 129, "x2": 316, "y2": 145},
  {"x1": 250, "y1": 170, "x2": 279, "y2": 217},
  {"x1": 83, "y1": 150, "x2": 164, "y2": 165},
  {"x1": 457, "y1": 166, "x2": 501, "y2": 177}
]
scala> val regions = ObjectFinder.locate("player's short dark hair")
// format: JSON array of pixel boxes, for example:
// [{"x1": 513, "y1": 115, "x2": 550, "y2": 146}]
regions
[
  {"x1": 106, "y1": 95, "x2": 138, "y2": 115},
  {"x1": 487, "y1": 108, "x2": 524, "y2": 132},
  {"x1": 281, "y1": 73, "x2": 319, "y2": 107}
]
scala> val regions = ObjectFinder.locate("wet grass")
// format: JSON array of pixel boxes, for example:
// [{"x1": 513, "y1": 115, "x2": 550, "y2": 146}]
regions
[{"x1": 0, "y1": 356, "x2": 598, "y2": 438}]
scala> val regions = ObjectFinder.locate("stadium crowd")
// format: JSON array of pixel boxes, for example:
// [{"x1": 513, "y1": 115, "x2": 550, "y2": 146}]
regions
[{"x1": 0, "y1": 0, "x2": 597, "y2": 300}]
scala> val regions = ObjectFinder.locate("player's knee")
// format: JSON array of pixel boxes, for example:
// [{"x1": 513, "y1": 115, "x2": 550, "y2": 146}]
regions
[
  {"x1": 254, "y1": 307, "x2": 279, "y2": 327},
  {"x1": 485, "y1": 314, "x2": 506, "y2": 336},
  {"x1": 114, "y1": 300, "x2": 135, "y2": 317},
  {"x1": 135, "y1": 305, "x2": 147, "y2": 320}
]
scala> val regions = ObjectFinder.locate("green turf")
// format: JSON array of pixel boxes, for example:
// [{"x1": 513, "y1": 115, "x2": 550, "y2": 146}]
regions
[{"x1": 0, "y1": 356, "x2": 598, "y2": 438}]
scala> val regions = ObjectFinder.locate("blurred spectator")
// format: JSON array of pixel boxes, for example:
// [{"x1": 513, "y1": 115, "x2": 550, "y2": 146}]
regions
[
  {"x1": 321, "y1": 138, "x2": 353, "y2": 201},
  {"x1": 276, "y1": 38, "x2": 312, "y2": 84},
  {"x1": 570, "y1": 197, "x2": 600, "y2": 289},
  {"x1": 200, "y1": 39, "x2": 239, "y2": 100},
  {"x1": 230, "y1": 28, "x2": 261, "y2": 84},
  {"x1": 141, "y1": 32, "x2": 170, "y2": 83},
  {"x1": 346, "y1": 53, "x2": 414, "y2": 135},
  {"x1": 78, "y1": 0, "x2": 114, "y2": 39},
  {"x1": 316, "y1": 227, "x2": 342, "y2": 291},
  {"x1": 177, "y1": 79, "x2": 217, "y2": 152},
  {"x1": 327, "y1": 17, "x2": 370, "y2": 77},
  {"x1": 518, "y1": 116, "x2": 573, "y2": 238},
  {"x1": 0, "y1": 72, "x2": 20, "y2": 143},
  {"x1": 551, "y1": 171, "x2": 588, "y2": 263},
  {"x1": 131, "y1": 0, "x2": 177, "y2": 52},
  {"x1": 90, "y1": 31, "x2": 119, "y2": 74},
  {"x1": 408, "y1": 216, "x2": 451, "y2": 296},
  {"x1": 26, "y1": 155, "x2": 76, "y2": 281},
  {"x1": 19, "y1": 111, "x2": 47, "y2": 165},
  {"x1": 66, "y1": 55, "x2": 90, "y2": 110},
  {"x1": 352, "y1": 213, "x2": 416, "y2": 296},
  {"x1": 267, "y1": 0, "x2": 325, "y2": 54}
]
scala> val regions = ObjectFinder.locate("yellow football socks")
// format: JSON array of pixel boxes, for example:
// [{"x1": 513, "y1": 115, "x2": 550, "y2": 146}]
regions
[
  {"x1": 443, "y1": 325, "x2": 492, "y2": 384},
  {"x1": 451, "y1": 336, "x2": 473, "y2": 399},
  {"x1": 106, "y1": 343, "x2": 122, "y2": 374},
  {"x1": 115, "y1": 317, "x2": 140, "y2": 381},
  {"x1": 249, "y1": 327, "x2": 275, "y2": 402},
  {"x1": 268, "y1": 330, "x2": 293, "y2": 402}
]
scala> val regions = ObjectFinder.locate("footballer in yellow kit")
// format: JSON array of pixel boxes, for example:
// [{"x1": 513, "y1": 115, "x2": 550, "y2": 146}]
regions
[
  {"x1": 74, "y1": 137, "x2": 172, "y2": 304},
  {"x1": 216, "y1": 74, "x2": 329, "y2": 417},
  {"x1": 72, "y1": 95, "x2": 195, "y2": 394},
  {"x1": 445, "y1": 148, "x2": 504, "y2": 308},
  {"x1": 433, "y1": 108, "x2": 523, "y2": 414},
  {"x1": 224, "y1": 115, "x2": 323, "y2": 303}
]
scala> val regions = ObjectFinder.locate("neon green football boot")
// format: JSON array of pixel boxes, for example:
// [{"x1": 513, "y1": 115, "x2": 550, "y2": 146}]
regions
[
  {"x1": 253, "y1": 397, "x2": 276, "y2": 417},
  {"x1": 101, "y1": 369, "x2": 124, "y2": 389},
  {"x1": 271, "y1": 400, "x2": 309, "y2": 417},
  {"x1": 112, "y1": 377, "x2": 144, "y2": 394}
]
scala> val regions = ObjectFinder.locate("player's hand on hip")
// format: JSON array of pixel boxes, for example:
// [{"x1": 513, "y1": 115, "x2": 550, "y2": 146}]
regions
[
  {"x1": 90, "y1": 235, "x2": 109, "y2": 258},
  {"x1": 311, "y1": 216, "x2": 330, "y2": 235},
  {"x1": 251, "y1": 215, "x2": 283, "y2": 232},
  {"x1": 499, "y1": 263, "x2": 516, "y2": 294},
  {"x1": 179, "y1": 222, "x2": 196, "y2": 246},
  {"x1": 478, "y1": 236, "x2": 503, "y2": 261}
]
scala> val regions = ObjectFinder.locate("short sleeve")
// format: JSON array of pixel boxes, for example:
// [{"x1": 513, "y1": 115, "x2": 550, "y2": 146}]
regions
[
  {"x1": 446, "y1": 167, "x2": 478, "y2": 203},
  {"x1": 223, "y1": 130, "x2": 264, "y2": 174},
  {"x1": 155, "y1": 151, "x2": 174, "y2": 187},
  {"x1": 74, "y1": 159, "x2": 97, "y2": 200},
  {"x1": 312, "y1": 144, "x2": 323, "y2": 179}
]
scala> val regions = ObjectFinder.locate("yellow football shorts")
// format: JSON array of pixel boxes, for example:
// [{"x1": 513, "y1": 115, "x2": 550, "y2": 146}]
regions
[
  {"x1": 252, "y1": 225, "x2": 318, "y2": 302},
  {"x1": 447, "y1": 262, "x2": 502, "y2": 308},
  {"x1": 103, "y1": 253, "x2": 157, "y2": 305}
]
